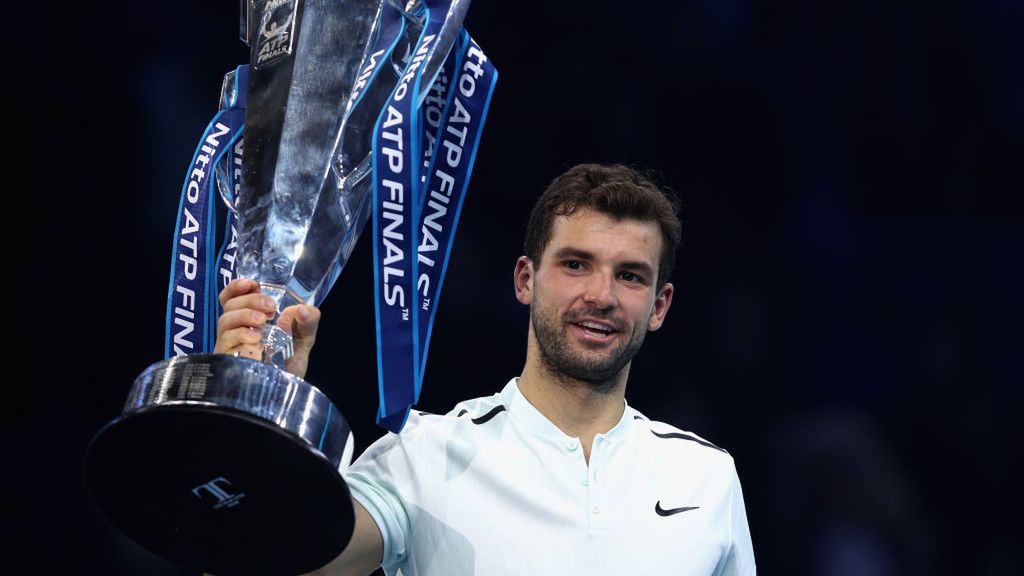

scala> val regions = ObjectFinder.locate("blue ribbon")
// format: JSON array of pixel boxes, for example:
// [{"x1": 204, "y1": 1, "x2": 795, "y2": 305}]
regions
[
  {"x1": 164, "y1": 65, "x2": 247, "y2": 358},
  {"x1": 416, "y1": 31, "x2": 498, "y2": 382},
  {"x1": 213, "y1": 134, "x2": 245, "y2": 342},
  {"x1": 419, "y1": 42, "x2": 455, "y2": 184},
  {"x1": 373, "y1": 0, "x2": 498, "y2": 432},
  {"x1": 372, "y1": 0, "x2": 448, "y2": 432}
]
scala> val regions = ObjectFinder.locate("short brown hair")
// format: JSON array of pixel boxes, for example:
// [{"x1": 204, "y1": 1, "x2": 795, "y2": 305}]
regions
[{"x1": 523, "y1": 164, "x2": 682, "y2": 286}]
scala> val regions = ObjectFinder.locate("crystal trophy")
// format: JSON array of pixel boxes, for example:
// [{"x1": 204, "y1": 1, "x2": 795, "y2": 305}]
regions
[{"x1": 85, "y1": 1, "x2": 472, "y2": 573}]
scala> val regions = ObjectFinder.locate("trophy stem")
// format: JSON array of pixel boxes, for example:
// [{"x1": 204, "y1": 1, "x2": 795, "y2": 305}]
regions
[
  {"x1": 249, "y1": 281, "x2": 294, "y2": 368},
  {"x1": 261, "y1": 322, "x2": 294, "y2": 368}
]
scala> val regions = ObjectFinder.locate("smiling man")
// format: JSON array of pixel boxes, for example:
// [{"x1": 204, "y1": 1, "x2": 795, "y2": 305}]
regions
[{"x1": 216, "y1": 163, "x2": 756, "y2": 575}]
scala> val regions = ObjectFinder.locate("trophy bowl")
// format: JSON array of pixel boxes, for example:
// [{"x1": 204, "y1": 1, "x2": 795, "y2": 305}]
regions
[{"x1": 85, "y1": 354, "x2": 355, "y2": 575}]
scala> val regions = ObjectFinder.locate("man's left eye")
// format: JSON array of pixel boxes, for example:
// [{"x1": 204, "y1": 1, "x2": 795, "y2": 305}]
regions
[{"x1": 618, "y1": 271, "x2": 643, "y2": 283}]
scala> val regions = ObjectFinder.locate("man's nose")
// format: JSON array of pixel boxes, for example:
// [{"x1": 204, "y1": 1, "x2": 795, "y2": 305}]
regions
[{"x1": 583, "y1": 271, "x2": 618, "y2": 310}]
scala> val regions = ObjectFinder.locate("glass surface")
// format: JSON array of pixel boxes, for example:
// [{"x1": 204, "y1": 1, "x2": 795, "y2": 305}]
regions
[{"x1": 231, "y1": 0, "x2": 472, "y2": 362}]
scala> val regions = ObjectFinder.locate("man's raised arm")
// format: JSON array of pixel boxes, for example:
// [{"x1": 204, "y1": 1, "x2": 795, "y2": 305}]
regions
[
  {"x1": 214, "y1": 279, "x2": 385, "y2": 575},
  {"x1": 304, "y1": 500, "x2": 383, "y2": 576}
]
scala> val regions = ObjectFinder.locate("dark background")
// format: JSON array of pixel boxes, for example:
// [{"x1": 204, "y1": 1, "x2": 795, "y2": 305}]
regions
[{"x1": 7, "y1": 0, "x2": 1022, "y2": 574}]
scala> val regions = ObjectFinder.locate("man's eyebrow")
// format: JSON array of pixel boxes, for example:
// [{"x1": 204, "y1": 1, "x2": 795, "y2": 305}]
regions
[
  {"x1": 551, "y1": 247, "x2": 595, "y2": 261},
  {"x1": 550, "y1": 247, "x2": 656, "y2": 278}
]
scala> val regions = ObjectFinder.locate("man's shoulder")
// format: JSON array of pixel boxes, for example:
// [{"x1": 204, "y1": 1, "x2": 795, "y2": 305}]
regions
[
  {"x1": 404, "y1": 389, "x2": 509, "y2": 432},
  {"x1": 628, "y1": 408, "x2": 735, "y2": 468},
  {"x1": 355, "y1": 391, "x2": 506, "y2": 467}
]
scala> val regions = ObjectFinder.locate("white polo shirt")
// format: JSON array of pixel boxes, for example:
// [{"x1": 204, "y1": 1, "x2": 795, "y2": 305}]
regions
[{"x1": 344, "y1": 379, "x2": 755, "y2": 576}]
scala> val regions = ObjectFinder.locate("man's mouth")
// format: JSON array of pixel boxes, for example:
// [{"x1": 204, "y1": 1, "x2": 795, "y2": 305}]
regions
[{"x1": 571, "y1": 320, "x2": 620, "y2": 340}]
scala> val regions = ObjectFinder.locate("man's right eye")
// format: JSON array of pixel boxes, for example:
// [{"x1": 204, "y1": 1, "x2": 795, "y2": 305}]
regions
[{"x1": 565, "y1": 260, "x2": 582, "y2": 270}]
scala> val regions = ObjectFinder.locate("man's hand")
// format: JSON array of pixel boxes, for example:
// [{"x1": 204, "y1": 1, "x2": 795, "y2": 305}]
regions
[{"x1": 214, "y1": 278, "x2": 321, "y2": 379}]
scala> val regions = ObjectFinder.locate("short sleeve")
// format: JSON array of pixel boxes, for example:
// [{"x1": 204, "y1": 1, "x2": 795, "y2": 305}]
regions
[
  {"x1": 343, "y1": 430, "x2": 417, "y2": 570},
  {"x1": 716, "y1": 464, "x2": 756, "y2": 576}
]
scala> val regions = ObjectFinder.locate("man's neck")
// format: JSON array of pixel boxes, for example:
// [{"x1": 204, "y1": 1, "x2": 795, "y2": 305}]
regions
[{"x1": 516, "y1": 359, "x2": 628, "y2": 463}]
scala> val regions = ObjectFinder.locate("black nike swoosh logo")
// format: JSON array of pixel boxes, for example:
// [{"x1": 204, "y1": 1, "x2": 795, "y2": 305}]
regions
[{"x1": 655, "y1": 501, "x2": 699, "y2": 517}]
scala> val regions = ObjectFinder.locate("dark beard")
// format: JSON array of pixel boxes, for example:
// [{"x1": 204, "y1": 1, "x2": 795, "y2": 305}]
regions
[{"x1": 530, "y1": 302, "x2": 646, "y2": 391}]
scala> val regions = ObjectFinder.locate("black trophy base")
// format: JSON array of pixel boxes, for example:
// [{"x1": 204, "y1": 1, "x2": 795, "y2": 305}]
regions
[{"x1": 86, "y1": 404, "x2": 354, "y2": 575}]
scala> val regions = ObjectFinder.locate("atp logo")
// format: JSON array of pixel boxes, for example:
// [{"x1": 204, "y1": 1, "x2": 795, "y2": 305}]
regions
[
  {"x1": 260, "y1": 9, "x2": 293, "y2": 43},
  {"x1": 192, "y1": 476, "x2": 246, "y2": 510},
  {"x1": 255, "y1": 0, "x2": 297, "y2": 67}
]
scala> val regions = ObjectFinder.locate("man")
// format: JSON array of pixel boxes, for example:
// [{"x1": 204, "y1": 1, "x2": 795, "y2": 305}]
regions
[{"x1": 216, "y1": 164, "x2": 756, "y2": 575}]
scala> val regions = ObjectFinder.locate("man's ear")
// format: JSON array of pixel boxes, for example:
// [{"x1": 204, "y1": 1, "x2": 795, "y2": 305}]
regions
[
  {"x1": 647, "y1": 282, "x2": 674, "y2": 331},
  {"x1": 514, "y1": 256, "x2": 535, "y2": 305}
]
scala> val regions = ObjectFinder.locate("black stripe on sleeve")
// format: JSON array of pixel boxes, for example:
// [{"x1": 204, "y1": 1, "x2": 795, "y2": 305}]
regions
[
  {"x1": 471, "y1": 405, "x2": 507, "y2": 425},
  {"x1": 651, "y1": 430, "x2": 728, "y2": 454}
]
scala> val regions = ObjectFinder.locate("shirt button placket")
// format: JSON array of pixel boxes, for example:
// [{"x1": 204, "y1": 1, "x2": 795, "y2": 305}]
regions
[{"x1": 588, "y1": 437, "x2": 605, "y2": 531}]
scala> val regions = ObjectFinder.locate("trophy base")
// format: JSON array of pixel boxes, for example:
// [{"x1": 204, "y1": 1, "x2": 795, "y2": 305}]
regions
[{"x1": 85, "y1": 355, "x2": 356, "y2": 575}]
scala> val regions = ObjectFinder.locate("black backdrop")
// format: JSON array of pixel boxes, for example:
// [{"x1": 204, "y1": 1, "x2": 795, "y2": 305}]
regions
[{"x1": 8, "y1": 1, "x2": 1022, "y2": 574}]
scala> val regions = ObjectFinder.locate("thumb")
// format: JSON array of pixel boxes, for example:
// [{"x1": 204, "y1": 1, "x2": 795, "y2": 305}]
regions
[{"x1": 279, "y1": 304, "x2": 321, "y2": 347}]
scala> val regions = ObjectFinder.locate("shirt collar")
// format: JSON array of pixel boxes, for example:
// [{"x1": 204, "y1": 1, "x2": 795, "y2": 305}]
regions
[{"x1": 499, "y1": 378, "x2": 634, "y2": 443}]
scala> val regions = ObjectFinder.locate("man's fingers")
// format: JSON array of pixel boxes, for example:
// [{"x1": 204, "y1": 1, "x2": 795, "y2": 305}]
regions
[
  {"x1": 213, "y1": 326, "x2": 264, "y2": 357},
  {"x1": 215, "y1": 280, "x2": 284, "y2": 360},
  {"x1": 222, "y1": 292, "x2": 277, "y2": 317},
  {"x1": 277, "y1": 305, "x2": 320, "y2": 344},
  {"x1": 277, "y1": 305, "x2": 320, "y2": 379},
  {"x1": 218, "y1": 278, "x2": 258, "y2": 308},
  {"x1": 217, "y1": 308, "x2": 270, "y2": 340},
  {"x1": 279, "y1": 305, "x2": 321, "y2": 340}
]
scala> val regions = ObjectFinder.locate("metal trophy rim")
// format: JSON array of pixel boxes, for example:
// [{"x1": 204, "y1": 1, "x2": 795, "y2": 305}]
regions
[{"x1": 84, "y1": 353, "x2": 356, "y2": 575}]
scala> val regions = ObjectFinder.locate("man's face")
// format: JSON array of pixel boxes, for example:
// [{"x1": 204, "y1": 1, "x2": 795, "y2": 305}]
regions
[{"x1": 516, "y1": 208, "x2": 673, "y2": 386}]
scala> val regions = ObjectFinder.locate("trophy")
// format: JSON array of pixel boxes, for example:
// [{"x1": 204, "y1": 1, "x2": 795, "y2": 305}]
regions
[{"x1": 84, "y1": 0, "x2": 490, "y2": 574}]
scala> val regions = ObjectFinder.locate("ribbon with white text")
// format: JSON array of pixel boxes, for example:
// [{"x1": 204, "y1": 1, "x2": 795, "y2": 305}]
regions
[
  {"x1": 415, "y1": 31, "x2": 497, "y2": 383},
  {"x1": 164, "y1": 65, "x2": 247, "y2": 358},
  {"x1": 373, "y1": 0, "x2": 497, "y2": 432}
]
